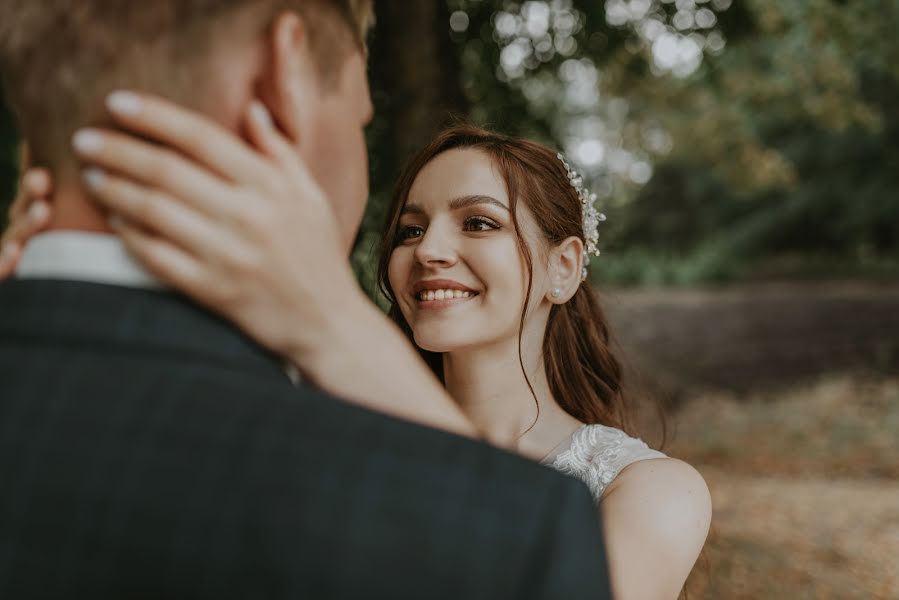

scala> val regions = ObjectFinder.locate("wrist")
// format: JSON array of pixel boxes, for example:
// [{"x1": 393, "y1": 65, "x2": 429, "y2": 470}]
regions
[
  {"x1": 281, "y1": 284, "x2": 480, "y2": 438},
  {"x1": 283, "y1": 281, "x2": 374, "y2": 375}
]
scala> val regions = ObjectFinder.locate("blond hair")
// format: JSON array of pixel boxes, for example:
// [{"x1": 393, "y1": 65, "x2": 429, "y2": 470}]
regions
[{"x1": 0, "y1": 0, "x2": 374, "y2": 169}]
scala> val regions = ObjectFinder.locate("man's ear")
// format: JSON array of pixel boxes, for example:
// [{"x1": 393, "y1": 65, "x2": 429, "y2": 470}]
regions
[
  {"x1": 546, "y1": 235, "x2": 585, "y2": 304},
  {"x1": 256, "y1": 11, "x2": 315, "y2": 145}
]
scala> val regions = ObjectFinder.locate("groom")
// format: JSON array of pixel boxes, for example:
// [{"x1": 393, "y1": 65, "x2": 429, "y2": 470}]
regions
[{"x1": 0, "y1": 2, "x2": 612, "y2": 598}]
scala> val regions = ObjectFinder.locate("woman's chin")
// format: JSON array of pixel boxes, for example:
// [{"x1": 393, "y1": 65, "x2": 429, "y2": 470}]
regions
[
  {"x1": 414, "y1": 339, "x2": 460, "y2": 354},
  {"x1": 413, "y1": 328, "x2": 472, "y2": 354}
]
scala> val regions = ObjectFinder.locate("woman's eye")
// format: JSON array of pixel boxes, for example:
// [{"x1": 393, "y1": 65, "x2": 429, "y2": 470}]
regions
[
  {"x1": 463, "y1": 216, "x2": 500, "y2": 232},
  {"x1": 395, "y1": 225, "x2": 425, "y2": 243}
]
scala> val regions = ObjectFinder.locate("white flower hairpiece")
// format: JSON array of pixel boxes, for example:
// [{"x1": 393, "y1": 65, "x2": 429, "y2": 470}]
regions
[{"x1": 556, "y1": 152, "x2": 606, "y2": 280}]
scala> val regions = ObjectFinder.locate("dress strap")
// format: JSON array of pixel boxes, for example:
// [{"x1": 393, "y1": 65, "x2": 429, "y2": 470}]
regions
[{"x1": 546, "y1": 424, "x2": 666, "y2": 502}]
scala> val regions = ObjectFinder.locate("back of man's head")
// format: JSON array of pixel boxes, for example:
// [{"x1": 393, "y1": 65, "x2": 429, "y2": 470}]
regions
[{"x1": 0, "y1": 0, "x2": 373, "y2": 173}]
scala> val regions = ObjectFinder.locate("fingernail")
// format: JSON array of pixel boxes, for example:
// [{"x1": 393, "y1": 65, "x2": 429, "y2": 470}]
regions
[
  {"x1": 72, "y1": 129, "x2": 103, "y2": 154},
  {"x1": 106, "y1": 90, "x2": 142, "y2": 115},
  {"x1": 23, "y1": 170, "x2": 47, "y2": 190},
  {"x1": 108, "y1": 214, "x2": 124, "y2": 231},
  {"x1": 28, "y1": 201, "x2": 49, "y2": 224},
  {"x1": 82, "y1": 167, "x2": 106, "y2": 189},
  {"x1": 250, "y1": 101, "x2": 272, "y2": 127}
]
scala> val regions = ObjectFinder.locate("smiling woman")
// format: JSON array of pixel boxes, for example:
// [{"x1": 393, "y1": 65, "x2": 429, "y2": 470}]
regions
[
  {"x1": 388, "y1": 150, "x2": 531, "y2": 355},
  {"x1": 379, "y1": 125, "x2": 629, "y2": 432},
  {"x1": 377, "y1": 124, "x2": 711, "y2": 599}
]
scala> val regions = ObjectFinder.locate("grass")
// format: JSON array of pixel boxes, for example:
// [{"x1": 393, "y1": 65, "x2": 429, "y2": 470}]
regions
[{"x1": 668, "y1": 375, "x2": 899, "y2": 478}]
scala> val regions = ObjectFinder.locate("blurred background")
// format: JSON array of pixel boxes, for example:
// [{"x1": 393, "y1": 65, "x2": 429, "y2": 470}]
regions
[{"x1": 2, "y1": 0, "x2": 897, "y2": 597}]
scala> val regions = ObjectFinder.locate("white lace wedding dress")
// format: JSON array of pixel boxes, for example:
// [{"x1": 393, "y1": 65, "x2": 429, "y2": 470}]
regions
[{"x1": 541, "y1": 424, "x2": 667, "y2": 503}]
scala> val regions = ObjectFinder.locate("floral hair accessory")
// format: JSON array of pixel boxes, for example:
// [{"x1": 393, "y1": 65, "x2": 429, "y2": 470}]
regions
[{"x1": 557, "y1": 152, "x2": 606, "y2": 280}]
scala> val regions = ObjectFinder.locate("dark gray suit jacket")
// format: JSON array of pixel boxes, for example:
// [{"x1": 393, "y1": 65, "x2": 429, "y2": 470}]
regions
[{"x1": 0, "y1": 279, "x2": 611, "y2": 599}]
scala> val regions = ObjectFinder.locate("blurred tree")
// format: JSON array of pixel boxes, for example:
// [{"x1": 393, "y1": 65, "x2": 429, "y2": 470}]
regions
[
  {"x1": 369, "y1": 1, "x2": 468, "y2": 164},
  {"x1": 2, "y1": 0, "x2": 897, "y2": 287},
  {"x1": 600, "y1": 0, "x2": 899, "y2": 283},
  {"x1": 0, "y1": 85, "x2": 17, "y2": 230},
  {"x1": 354, "y1": 1, "x2": 469, "y2": 293}
]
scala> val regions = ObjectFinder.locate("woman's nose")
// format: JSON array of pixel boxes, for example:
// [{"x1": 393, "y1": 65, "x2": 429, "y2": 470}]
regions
[{"x1": 413, "y1": 226, "x2": 457, "y2": 267}]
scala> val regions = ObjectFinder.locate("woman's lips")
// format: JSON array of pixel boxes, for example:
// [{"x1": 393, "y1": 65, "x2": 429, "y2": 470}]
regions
[
  {"x1": 411, "y1": 279, "x2": 480, "y2": 310},
  {"x1": 414, "y1": 287, "x2": 479, "y2": 310},
  {"x1": 416, "y1": 288, "x2": 474, "y2": 301}
]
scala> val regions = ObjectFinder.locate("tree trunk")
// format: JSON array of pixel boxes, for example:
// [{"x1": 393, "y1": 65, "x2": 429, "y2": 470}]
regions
[{"x1": 369, "y1": 1, "x2": 468, "y2": 168}]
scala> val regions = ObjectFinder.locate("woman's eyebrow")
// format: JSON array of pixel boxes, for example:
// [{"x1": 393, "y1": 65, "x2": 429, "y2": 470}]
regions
[
  {"x1": 400, "y1": 204, "x2": 426, "y2": 216},
  {"x1": 401, "y1": 195, "x2": 510, "y2": 215},
  {"x1": 449, "y1": 195, "x2": 510, "y2": 211}
]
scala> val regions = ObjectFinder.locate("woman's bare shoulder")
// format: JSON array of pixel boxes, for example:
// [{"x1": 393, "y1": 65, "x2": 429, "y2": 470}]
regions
[
  {"x1": 605, "y1": 456, "x2": 712, "y2": 549},
  {"x1": 598, "y1": 457, "x2": 711, "y2": 598}
]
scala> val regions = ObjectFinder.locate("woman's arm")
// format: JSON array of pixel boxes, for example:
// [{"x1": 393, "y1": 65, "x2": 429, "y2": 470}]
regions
[
  {"x1": 299, "y1": 285, "x2": 478, "y2": 436},
  {"x1": 58, "y1": 92, "x2": 477, "y2": 438},
  {"x1": 600, "y1": 458, "x2": 712, "y2": 600}
]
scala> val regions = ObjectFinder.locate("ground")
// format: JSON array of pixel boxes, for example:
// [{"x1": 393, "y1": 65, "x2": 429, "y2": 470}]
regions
[{"x1": 668, "y1": 376, "x2": 899, "y2": 599}]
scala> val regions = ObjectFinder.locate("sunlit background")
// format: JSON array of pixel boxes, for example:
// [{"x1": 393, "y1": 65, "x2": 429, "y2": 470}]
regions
[{"x1": 1, "y1": 1, "x2": 897, "y2": 597}]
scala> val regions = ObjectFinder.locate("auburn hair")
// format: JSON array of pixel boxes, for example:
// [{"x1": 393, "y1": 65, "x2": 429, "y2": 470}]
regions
[{"x1": 377, "y1": 124, "x2": 634, "y2": 433}]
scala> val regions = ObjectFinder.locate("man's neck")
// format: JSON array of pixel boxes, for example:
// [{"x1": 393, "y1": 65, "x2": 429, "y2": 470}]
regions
[
  {"x1": 45, "y1": 179, "x2": 115, "y2": 233},
  {"x1": 15, "y1": 180, "x2": 162, "y2": 289}
]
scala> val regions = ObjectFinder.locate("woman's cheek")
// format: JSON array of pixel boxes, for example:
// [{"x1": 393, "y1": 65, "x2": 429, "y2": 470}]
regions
[
  {"x1": 481, "y1": 240, "x2": 527, "y2": 294},
  {"x1": 387, "y1": 249, "x2": 412, "y2": 313}
]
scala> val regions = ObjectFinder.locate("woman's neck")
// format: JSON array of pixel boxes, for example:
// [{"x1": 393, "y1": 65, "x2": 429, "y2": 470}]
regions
[{"x1": 442, "y1": 337, "x2": 583, "y2": 461}]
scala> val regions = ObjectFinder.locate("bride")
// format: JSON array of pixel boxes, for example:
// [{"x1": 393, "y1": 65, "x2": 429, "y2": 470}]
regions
[{"x1": 2, "y1": 94, "x2": 710, "y2": 599}]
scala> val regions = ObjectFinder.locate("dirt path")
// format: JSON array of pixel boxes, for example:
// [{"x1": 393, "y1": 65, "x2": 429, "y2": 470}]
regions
[
  {"x1": 603, "y1": 280, "x2": 899, "y2": 395},
  {"x1": 686, "y1": 469, "x2": 899, "y2": 599}
]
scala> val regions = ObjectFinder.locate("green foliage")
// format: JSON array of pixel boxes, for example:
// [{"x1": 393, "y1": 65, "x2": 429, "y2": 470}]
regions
[
  {"x1": 597, "y1": 0, "x2": 899, "y2": 285},
  {"x1": 1, "y1": 1, "x2": 896, "y2": 287}
]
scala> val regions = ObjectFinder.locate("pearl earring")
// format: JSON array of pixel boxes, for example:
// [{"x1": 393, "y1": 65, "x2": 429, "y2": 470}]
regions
[{"x1": 551, "y1": 288, "x2": 561, "y2": 299}]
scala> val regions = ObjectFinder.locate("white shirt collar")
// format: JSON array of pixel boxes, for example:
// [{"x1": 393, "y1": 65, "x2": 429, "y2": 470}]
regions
[
  {"x1": 15, "y1": 231, "x2": 164, "y2": 289},
  {"x1": 16, "y1": 231, "x2": 302, "y2": 384}
]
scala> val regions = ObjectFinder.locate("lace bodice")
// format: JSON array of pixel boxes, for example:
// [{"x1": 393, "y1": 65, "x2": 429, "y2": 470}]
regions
[{"x1": 542, "y1": 424, "x2": 667, "y2": 503}]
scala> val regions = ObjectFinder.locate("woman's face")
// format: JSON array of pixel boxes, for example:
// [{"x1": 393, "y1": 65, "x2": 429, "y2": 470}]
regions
[{"x1": 387, "y1": 148, "x2": 551, "y2": 353}]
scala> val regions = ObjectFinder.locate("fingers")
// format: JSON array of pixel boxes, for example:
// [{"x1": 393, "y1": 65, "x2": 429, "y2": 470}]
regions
[
  {"x1": 244, "y1": 100, "x2": 300, "y2": 169},
  {"x1": 83, "y1": 168, "x2": 235, "y2": 261},
  {"x1": 0, "y1": 168, "x2": 54, "y2": 278},
  {"x1": 72, "y1": 128, "x2": 240, "y2": 220},
  {"x1": 243, "y1": 100, "x2": 330, "y2": 216},
  {"x1": 8, "y1": 168, "x2": 52, "y2": 222},
  {"x1": 0, "y1": 240, "x2": 22, "y2": 278},
  {"x1": 3, "y1": 200, "x2": 51, "y2": 246},
  {"x1": 115, "y1": 221, "x2": 213, "y2": 301},
  {"x1": 103, "y1": 91, "x2": 275, "y2": 187},
  {"x1": 23, "y1": 168, "x2": 52, "y2": 196}
]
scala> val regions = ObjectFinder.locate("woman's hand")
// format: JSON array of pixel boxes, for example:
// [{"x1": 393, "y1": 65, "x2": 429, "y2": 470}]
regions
[
  {"x1": 0, "y1": 169, "x2": 54, "y2": 277},
  {"x1": 71, "y1": 92, "x2": 357, "y2": 361},
  {"x1": 70, "y1": 91, "x2": 476, "y2": 437}
]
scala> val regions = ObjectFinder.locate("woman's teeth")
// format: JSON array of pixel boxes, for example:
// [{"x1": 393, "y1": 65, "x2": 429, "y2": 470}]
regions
[{"x1": 418, "y1": 289, "x2": 475, "y2": 301}]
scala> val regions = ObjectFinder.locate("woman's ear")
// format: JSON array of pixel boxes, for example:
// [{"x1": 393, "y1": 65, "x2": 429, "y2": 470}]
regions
[
  {"x1": 256, "y1": 11, "x2": 314, "y2": 145},
  {"x1": 546, "y1": 235, "x2": 585, "y2": 304}
]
